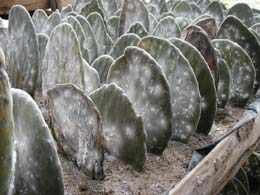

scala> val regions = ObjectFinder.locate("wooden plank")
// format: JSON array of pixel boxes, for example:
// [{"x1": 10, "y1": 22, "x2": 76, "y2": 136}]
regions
[
  {"x1": 56, "y1": 0, "x2": 76, "y2": 10},
  {"x1": 0, "y1": 0, "x2": 50, "y2": 14},
  {"x1": 167, "y1": 111, "x2": 260, "y2": 195}
]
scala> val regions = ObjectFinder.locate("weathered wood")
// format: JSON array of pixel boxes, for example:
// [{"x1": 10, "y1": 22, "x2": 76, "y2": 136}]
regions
[
  {"x1": 56, "y1": 0, "x2": 76, "y2": 10},
  {"x1": 0, "y1": 0, "x2": 49, "y2": 14},
  {"x1": 168, "y1": 111, "x2": 260, "y2": 195}
]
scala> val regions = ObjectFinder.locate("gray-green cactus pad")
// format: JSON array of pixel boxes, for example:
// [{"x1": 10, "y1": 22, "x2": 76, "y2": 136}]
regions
[
  {"x1": 42, "y1": 24, "x2": 85, "y2": 95},
  {"x1": 183, "y1": 25, "x2": 218, "y2": 89},
  {"x1": 91, "y1": 55, "x2": 114, "y2": 83},
  {"x1": 212, "y1": 39, "x2": 255, "y2": 107},
  {"x1": 159, "y1": 11, "x2": 176, "y2": 20},
  {"x1": 7, "y1": 5, "x2": 39, "y2": 96},
  {"x1": 76, "y1": 15, "x2": 98, "y2": 64},
  {"x1": 174, "y1": 17, "x2": 190, "y2": 31},
  {"x1": 0, "y1": 69, "x2": 14, "y2": 195},
  {"x1": 90, "y1": 83, "x2": 146, "y2": 170},
  {"x1": 172, "y1": 0, "x2": 193, "y2": 19},
  {"x1": 170, "y1": 37, "x2": 217, "y2": 136},
  {"x1": 204, "y1": 1, "x2": 224, "y2": 26},
  {"x1": 167, "y1": 0, "x2": 178, "y2": 10},
  {"x1": 150, "y1": 0, "x2": 168, "y2": 14},
  {"x1": 110, "y1": 33, "x2": 141, "y2": 59},
  {"x1": 119, "y1": 0, "x2": 149, "y2": 36},
  {"x1": 107, "y1": 46, "x2": 172, "y2": 154},
  {"x1": 36, "y1": 33, "x2": 49, "y2": 90},
  {"x1": 149, "y1": 13, "x2": 157, "y2": 32},
  {"x1": 47, "y1": 84, "x2": 104, "y2": 180},
  {"x1": 41, "y1": 12, "x2": 62, "y2": 36},
  {"x1": 32, "y1": 9, "x2": 48, "y2": 33},
  {"x1": 250, "y1": 23, "x2": 260, "y2": 35},
  {"x1": 138, "y1": 36, "x2": 201, "y2": 142},
  {"x1": 190, "y1": 2, "x2": 202, "y2": 18},
  {"x1": 62, "y1": 16, "x2": 89, "y2": 62},
  {"x1": 250, "y1": 28, "x2": 260, "y2": 42},
  {"x1": 61, "y1": 4, "x2": 74, "y2": 18},
  {"x1": 87, "y1": 12, "x2": 109, "y2": 56},
  {"x1": 194, "y1": 16, "x2": 217, "y2": 39},
  {"x1": 214, "y1": 49, "x2": 231, "y2": 108},
  {"x1": 107, "y1": 16, "x2": 120, "y2": 42},
  {"x1": 74, "y1": 0, "x2": 92, "y2": 12},
  {"x1": 128, "y1": 22, "x2": 149, "y2": 38},
  {"x1": 217, "y1": 15, "x2": 260, "y2": 91},
  {"x1": 227, "y1": 3, "x2": 254, "y2": 27},
  {"x1": 0, "y1": 47, "x2": 5, "y2": 68},
  {"x1": 12, "y1": 88, "x2": 64, "y2": 194},
  {"x1": 152, "y1": 16, "x2": 181, "y2": 39},
  {"x1": 98, "y1": 0, "x2": 118, "y2": 20},
  {"x1": 147, "y1": 4, "x2": 160, "y2": 19},
  {"x1": 79, "y1": 0, "x2": 104, "y2": 18}
]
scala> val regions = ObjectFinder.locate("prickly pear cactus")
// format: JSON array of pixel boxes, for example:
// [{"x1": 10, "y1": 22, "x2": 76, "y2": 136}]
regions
[
  {"x1": 128, "y1": 22, "x2": 149, "y2": 38},
  {"x1": 113, "y1": 8, "x2": 121, "y2": 17},
  {"x1": 98, "y1": 0, "x2": 118, "y2": 20},
  {"x1": 172, "y1": 0, "x2": 193, "y2": 19},
  {"x1": 190, "y1": 3, "x2": 202, "y2": 18},
  {"x1": 62, "y1": 16, "x2": 89, "y2": 62},
  {"x1": 204, "y1": 1, "x2": 224, "y2": 26},
  {"x1": 0, "y1": 69, "x2": 14, "y2": 195},
  {"x1": 227, "y1": 3, "x2": 254, "y2": 27},
  {"x1": 74, "y1": 0, "x2": 91, "y2": 12},
  {"x1": 90, "y1": 83, "x2": 146, "y2": 170},
  {"x1": 166, "y1": 0, "x2": 177, "y2": 10},
  {"x1": 217, "y1": 15, "x2": 260, "y2": 91},
  {"x1": 0, "y1": 47, "x2": 5, "y2": 68},
  {"x1": 138, "y1": 36, "x2": 201, "y2": 142},
  {"x1": 250, "y1": 28, "x2": 260, "y2": 42},
  {"x1": 150, "y1": 0, "x2": 168, "y2": 14},
  {"x1": 91, "y1": 55, "x2": 114, "y2": 83},
  {"x1": 170, "y1": 38, "x2": 217, "y2": 136},
  {"x1": 183, "y1": 25, "x2": 219, "y2": 90},
  {"x1": 250, "y1": 23, "x2": 260, "y2": 36},
  {"x1": 41, "y1": 12, "x2": 62, "y2": 36},
  {"x1": 214, "y1": 49, "x2": 231, "y2": 108},
  {"x1": 36, "y1": 33, "x2": 49, "y2": 90},
  {"x1": 107, "y1": 16, "x2": 120, "y2": 42},
  {"x1": 42, "y1": 23, "x2": 85, "y2": 96},
  {"x1": 7, "y1": 5, "x2": 39, "y2": 96},
  {"x1": 32, "y1": 9, "x2": 48, "y2": 33},
  {"x1": 212, "y1": 39, "x2": 255, "y2": 107},
  {"x1": 174, "y1": 17, "x2": 189, "y2": 32},
  {"x1": 61, "y1": 4, "x2": 74, "y2": 18},
  {"x1": 47, "y1": 84, "x2": 104, "y2": 180},
  {"x1": 87, "y1": 12, "x2": 109, "y2": 56},
  {"x1": 12, "y1": 88, "x2": 64, "y2": 194},
  {"x1": 82, "y1": 60, "x2": 100, "y2": 94},
  {"x1": 152, "y1": 16, "x2": 181, "y2": 39},
  {"x1": 79, "y1": 0, "x2": 104, "y2": 18},
  {"x1": 107, "y1": 46, "x2": 172, "y2": 154},
  {"x1": 194, "y1": 16, "x2": 218, "y2": 39},
  {"x1": 76, "y1": 15, "x2": 98, "y2": 64},
  {"x1": 149, "y1": 13, "x2": 157, "y2": 32},
  {"x1": 119, "y1": 0, "x2": 149, "y2": 36},
  {"x1": 147, "y1": 4, "x2": 160, "y2": 19},
  {"x1": 159, "y1": 11, "x2": 176, "y2": 20},
  {"x1": 110, "y1": 33, "x2": 141, "y2": 59}
]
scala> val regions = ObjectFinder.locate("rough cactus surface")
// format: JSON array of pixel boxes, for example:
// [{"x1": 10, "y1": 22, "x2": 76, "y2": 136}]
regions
[
  {"x1": 212, "y1": 39, "x2": 255, "y2": 107},
  {"x1": 47, "y1": 84, "x2": 104, "y2": 180},
  {"x1": 183, "y1": 25, "x2": 219, "y2": 91},
  {"x1": 119, "y1": 0, "x2": 149, "y2": 36},
  {"x1": 7, "y1": 5, "x2": 39, "y2": 96},
  {"x1": 74, "y1": 0, "x2": 92, "y2": 12},
  {"x1": 159, "y1": 11, "x2": 176, "y2": 20},
  {"x1": 152, "y1": 16, "x2": 181, "y2": 39},
  {"x1": 194, "y1": 16, "x2": 218, "y2": 39},
  {"x1": 250, "y1": 23, "x2": 260, "y2": 36},
  {"x1": 91, "y1": 55, "x2": 114, "y2": 83},
  {"x1": 128, "y1": 22, "x2": 149, "y2": 38},
  {"x1": 174, "y1": 17, "x2": 190, "y2": 32},
  {"x1": 107, "y1": 46, "x2": 172, "y2": 154},
  {"x1": 138, "y1": 36, "x2": 201, "y2": 142},
  {"x1": 62, "y1": 16, "x2": 89, "y2": 62},
  {"x1": 79, "y1": 0, "x2": 104, "y2": 19},
  {"x1": 90, "y1": 83, "x2": 146, "y2": 170},
  {"x1": 32, "y1": 9, "x2": 48, "y2": 33},
  {"x1": 147, "y1": 4, "x2": 160, "y2": 19},
  {"x1": 107, "y1": 16, "x2": 120, "y2": 42},
  {"x1": 87, "y1": 12, "x2": 109, "y2": 56},
  {"x1": 0, "y1": 69, "x2": 14, "y2": 195},
  {"x1": 98, "y1": 0, "x2": 118, "y2": 20},
  {"x1": 41, "y1": 12, "x2": 62, "y2": 36},
  {"x1": 42, "y1": 23, "x2": 85, "y2": 96},
  {"x1": 12, "y1": 88, "x2": 64, "y2": 195},
  {"x1": 149, "y1": 13, "x2": 157, "y2": 32},
  {"x1": 170, "y1": 38, "x2": 217, "y2": 136},
  {"x1": 214, "y1": 49, "x2": 231, "y2": 108},
  {"x1": 61, "y1": 4, "x2": 74, "y2": 18},
  {"x1": 172, "y1": 0, "x2": 193, "y2": 19},
  {"x1": 190, "y1": 2, "x2": 202, "y2": 18},
  {"x1": 76, "y1": 15, "x2": 98, "y2": 64},
  {"x1": 36, "y1": 33, "x2": 49, "y2": 90},
  {"x1": 150, "y1": 0, "x2": 168, "y2": 15},
  {"x1": 204, "y1": 1, "x2": 224, "y2": 26},
  {"x1": 227, "y1": 3, "x2": 255, "y2": 27},
  {"x1": 0, "y1": 47, "x2": 5, "y2": 68},
  {"x1": 110, "y1": 33, "x2": 141, "y2": 59},
  {"x1": 217, "y1": 15, "x2": 260, "y2": 91}
]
